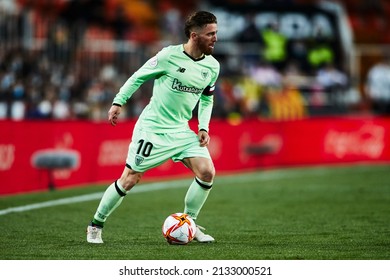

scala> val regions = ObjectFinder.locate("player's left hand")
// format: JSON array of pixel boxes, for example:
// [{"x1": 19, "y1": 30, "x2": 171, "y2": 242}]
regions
[{"x1": 198, "y1": 130, "x2": 210, "y2": 147}]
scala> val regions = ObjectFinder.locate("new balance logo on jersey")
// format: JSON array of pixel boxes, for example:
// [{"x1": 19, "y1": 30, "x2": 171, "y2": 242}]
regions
[{"x1": 177, "y1": 67, "x2": 186, "y2": 73}]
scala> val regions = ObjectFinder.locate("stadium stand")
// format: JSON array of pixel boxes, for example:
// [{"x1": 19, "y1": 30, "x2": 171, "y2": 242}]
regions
[{"x1": 0, "y1": 0, "x2": 389, "y2": 121}]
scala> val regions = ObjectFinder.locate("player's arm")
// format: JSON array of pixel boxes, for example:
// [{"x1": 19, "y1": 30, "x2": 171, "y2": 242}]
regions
[
  {"x1": 198, "y1": 85, "x2": 214, "y2": 133},
  {"x1": 112, "y1": 50, "x2": 167, "y2": 105},
  {"x1": 109, "y1": 51, "x2": 166, "y2": 125},
  {"x1": 198, "y1": 62, "x2": 219, "y2": 144},
  {"x1": 197, "y1": 85, "x2": 214, "y2": 146},
  {"x1": 198, "y1": 60, "x2": 220, "y2": 133}
]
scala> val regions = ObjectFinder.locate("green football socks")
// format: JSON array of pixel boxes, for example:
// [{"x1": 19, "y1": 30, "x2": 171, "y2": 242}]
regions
[
  {"x1": 91, "y1": 177, "x2": 212, "y2": 227},
  {"x1": 92, "y1": 180, "x2": 128, "y2": 227},
  {"x1": 184, "y1": 177, "x2": 213, "y2": 220}
]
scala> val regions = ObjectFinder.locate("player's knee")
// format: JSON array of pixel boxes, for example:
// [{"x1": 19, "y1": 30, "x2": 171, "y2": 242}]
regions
[
  {"x1": 198, "y1": 164, "x2": 215, "y2": 183},
  {"x1": 119, "y1": 171, "x2": 142, "y2": 191}
]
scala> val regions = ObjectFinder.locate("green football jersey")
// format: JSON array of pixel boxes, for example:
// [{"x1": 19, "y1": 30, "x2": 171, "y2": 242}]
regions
[{"x1": 113, "y1": 44, "x2": 220, "y2": 133}]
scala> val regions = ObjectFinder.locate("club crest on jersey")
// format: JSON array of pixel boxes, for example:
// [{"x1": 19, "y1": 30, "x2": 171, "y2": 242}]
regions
[
  {"x1": 135, "y1": 155, "x2": 144, "y2": 166},
  {"x1": 201, "y1": 69, "x2": 209, "y2": 80}
]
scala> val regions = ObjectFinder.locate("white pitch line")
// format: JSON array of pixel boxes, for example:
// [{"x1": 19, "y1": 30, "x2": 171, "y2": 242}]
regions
[
  {"x1": 0, "y1": 179, "x2": 190, "y2": 216},
  {"x1": 0, "y1": 166, "x2": 366, "y2": 216}
]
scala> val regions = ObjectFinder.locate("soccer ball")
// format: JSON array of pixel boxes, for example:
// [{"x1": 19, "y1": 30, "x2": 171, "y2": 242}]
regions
[{"x1": 162, "y1": 213, "x2": 197, "y2": 245}]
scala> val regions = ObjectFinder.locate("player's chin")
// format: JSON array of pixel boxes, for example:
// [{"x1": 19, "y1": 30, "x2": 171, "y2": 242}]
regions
[{"x1": 204, "y1": 46, "x2": 214, "y2": 55}]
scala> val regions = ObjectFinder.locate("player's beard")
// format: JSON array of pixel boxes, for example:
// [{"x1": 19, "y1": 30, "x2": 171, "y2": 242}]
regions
[{"x1": 198, "y1": 39, "x2": 215, "y2": 56}]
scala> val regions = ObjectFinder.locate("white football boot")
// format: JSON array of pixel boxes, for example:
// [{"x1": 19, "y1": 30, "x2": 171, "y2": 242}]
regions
[
  {"x1": 194, "y1": 225, "x2": 215, "y2": 243},
  {"x1": 86, "y1": 225, "x2": 104, "y2": 243}
]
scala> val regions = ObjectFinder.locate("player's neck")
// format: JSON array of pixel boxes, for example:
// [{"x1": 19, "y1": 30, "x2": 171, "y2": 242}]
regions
[{"x1": 183, "y1": 43, "x2": 204, "y2": 60}]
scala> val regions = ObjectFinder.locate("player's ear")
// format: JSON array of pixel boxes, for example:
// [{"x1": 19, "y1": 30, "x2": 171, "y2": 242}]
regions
[{"x1": 190, "y1": 31, "x2": 198, "y2": 40}]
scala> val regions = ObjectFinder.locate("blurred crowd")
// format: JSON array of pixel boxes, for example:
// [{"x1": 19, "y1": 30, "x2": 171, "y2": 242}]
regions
[{"x1": 0, "y1": 0, "x2": 389, "y2": 122}]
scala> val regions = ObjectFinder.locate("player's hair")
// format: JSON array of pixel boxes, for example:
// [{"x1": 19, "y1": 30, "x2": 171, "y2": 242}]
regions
[{"x1": 184, "y1": 11, "x2": 217, "y2": 39}]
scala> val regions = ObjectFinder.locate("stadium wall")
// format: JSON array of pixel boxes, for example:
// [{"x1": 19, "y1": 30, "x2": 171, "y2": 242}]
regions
[{"x1": 1, "y1": 117, "x2": 389, "y2": 195}]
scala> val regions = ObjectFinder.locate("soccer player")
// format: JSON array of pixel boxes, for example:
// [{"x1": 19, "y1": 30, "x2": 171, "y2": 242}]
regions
[{"x1": 87, "y1": 11, "x2": 220, "y2": 243}]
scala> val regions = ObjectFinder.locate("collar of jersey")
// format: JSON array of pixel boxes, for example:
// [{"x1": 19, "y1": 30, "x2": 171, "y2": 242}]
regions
[{"x1": 182, "y1": 51, "x2": 205, "y2": 62}]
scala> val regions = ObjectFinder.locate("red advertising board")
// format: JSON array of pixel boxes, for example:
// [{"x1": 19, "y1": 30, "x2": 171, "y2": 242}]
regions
[{"x1": 0, "y1": 117, "x2": 389, "y2": 195}]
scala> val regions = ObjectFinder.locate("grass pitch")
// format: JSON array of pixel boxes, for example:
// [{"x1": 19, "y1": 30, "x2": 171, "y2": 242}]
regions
[{"x1": 0, "y1": 164, "x2": 389, "y2": 260}]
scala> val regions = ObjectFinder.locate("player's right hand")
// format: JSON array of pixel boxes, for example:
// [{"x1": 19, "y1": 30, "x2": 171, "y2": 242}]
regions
[{"x1": 108, "y1": 105, "x2": 121, "y2": 126}]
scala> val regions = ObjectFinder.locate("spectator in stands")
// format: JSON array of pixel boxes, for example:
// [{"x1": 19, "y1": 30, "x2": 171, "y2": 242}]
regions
[
  {"x1": 364, "y1": 53, "x2": 390, "y2": 115},
  {"x1": 249, "y1": 59, "x2": 282, "y2": 88},
  {"x1": 236, "y1": 14, "x2": 264, "y2": 67},
  {"x1": 287, "y1": 38, "x2": 309, "y2": 73},
  {"x1": 315, "y1": 63, "x2": 348, "y2": 108},
  {"x1": 160, "y1": 7, "x2": 183, "y2": 44},
  {"x1": 236, "y1": 13, "x2": 263, "y2": 44},
  {"x1": 264, "y1": 82, "x2": 306, "y2": 120},
  {"x1": 307, "y1": 28, "x2": 334, "y2": 73},
  {"x1": 46, "y1": 21, "x2": 71, "y2": 64},
  {"x1": 260, "y1": 21, "x2": 288, "y2": 71}
]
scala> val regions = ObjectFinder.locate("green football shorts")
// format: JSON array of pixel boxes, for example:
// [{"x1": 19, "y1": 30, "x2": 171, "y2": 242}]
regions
[{"x1": 125, "y1": 127, "x2": 211, "y2": 172}]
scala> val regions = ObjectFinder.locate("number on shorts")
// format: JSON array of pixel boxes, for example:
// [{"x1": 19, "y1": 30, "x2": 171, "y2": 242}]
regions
[{"x1": 136, "y1": 139, "x2": 153, "y2": 157}]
